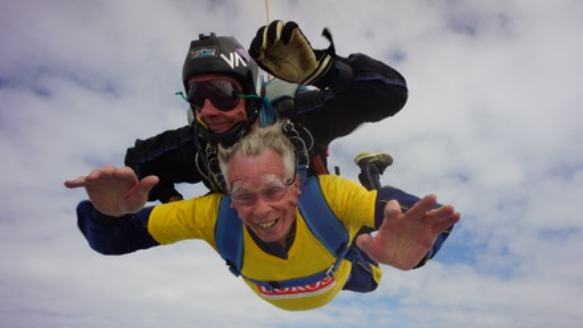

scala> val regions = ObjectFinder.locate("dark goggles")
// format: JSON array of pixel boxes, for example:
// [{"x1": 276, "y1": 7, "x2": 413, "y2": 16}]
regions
[{"x1": 187, "y1": 79, "x2": 243, "y2": 112}]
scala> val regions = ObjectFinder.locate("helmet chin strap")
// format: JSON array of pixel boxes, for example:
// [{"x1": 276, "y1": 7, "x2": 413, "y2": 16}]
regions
[{"x1": 194, "y1": 112, "x2": 208, "y2": 129}]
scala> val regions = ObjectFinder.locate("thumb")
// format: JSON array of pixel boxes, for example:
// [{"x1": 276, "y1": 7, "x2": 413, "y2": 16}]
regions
[
  {"x1": 383, "y1": 199, "x2": 402, "y2": 220},
  {"x1": 355, "y1": 233, "x2": 373, "y2": 253},
  {"x1": 64, "y1": 176, "x2": 87, "y2": 189},
  {"x1": 137, "y1": 175, "x2": 159, "y2": 197}
]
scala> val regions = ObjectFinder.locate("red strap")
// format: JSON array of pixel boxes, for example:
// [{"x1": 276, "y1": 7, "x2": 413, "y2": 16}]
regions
[{"x1": 311, "y1": 154, "x2": 328, "y2": 175}]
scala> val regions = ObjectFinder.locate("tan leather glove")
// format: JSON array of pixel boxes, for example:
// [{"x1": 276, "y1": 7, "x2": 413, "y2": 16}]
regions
[{"x1": 249, "y1": 20, "x2": 334, "y2": 85}]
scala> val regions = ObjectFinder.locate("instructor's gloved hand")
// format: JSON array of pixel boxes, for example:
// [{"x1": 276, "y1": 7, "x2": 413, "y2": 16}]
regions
[{"x1": 249, "y1": 20, "x2": 334, "y2": 85}]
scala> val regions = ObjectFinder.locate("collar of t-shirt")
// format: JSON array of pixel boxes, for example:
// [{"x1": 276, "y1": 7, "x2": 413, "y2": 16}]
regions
[{"x1": 246, "y1": 221, "x2": 297, "y2": 260}]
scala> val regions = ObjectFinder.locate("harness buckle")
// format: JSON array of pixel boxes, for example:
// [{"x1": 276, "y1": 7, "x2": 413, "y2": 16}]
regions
[{"x1": 325, "y1": 264, "x2": 335, "y2": 278}]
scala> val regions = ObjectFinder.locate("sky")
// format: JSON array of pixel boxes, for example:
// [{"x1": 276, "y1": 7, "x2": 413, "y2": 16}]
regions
[{"x1": 1, "y1": 0, "x2": 582, "y2": 327}]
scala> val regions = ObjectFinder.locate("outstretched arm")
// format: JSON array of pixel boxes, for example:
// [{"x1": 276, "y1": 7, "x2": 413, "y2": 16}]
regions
[
  {"x1": 64, "y1": 164, "x2": 159, "y2": 217},
  {"x1": 356, "y1": 194, "x2": 461, "y2": 270},
  {"x1": 65, "y1": 165, "x2": 161, "y2": 254}
]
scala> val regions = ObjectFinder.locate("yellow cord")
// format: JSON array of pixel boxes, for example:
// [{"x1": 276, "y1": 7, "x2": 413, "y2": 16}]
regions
[
  {"x1": 265, "y1": 0, "x2": 271, "y2": 24},
  {"x1": 264, "y1": 0, "x2": 274, "y2": 81}
]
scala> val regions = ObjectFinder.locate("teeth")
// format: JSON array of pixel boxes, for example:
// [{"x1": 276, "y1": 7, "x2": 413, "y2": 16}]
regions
[{"x1": 258, "y1": 220, "x2": 277, "y2": 229}]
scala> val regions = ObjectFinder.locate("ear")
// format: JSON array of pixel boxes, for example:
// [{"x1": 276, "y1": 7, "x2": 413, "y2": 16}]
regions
[{"x1": 292, "y1": 174, "x2": 301, "y2": 194}]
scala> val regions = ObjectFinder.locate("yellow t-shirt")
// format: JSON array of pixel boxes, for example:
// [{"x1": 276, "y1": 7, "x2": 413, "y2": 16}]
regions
[{"x1": 148, "y1": 175, "x2": 380, "y2": 311}]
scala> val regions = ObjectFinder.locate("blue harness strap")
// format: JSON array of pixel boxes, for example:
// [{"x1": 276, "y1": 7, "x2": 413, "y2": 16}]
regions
[
  {"x1": 215, "y1": 196, "x2": 244, "y2": 277},
  {"x1": 297, "y1": 177, "x2": 349, "y2": 256},
  {"x1": 214, "y1": 176, "x2": 360, "y2": 290},
  {"x1": 297, "y1": 177, "x2": 361, "y2": 277}
]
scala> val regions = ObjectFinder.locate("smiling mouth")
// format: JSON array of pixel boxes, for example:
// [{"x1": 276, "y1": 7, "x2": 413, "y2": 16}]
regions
[
  {"x1": 258, "y1": 219, "x2": 279, "y2": 229},
  {"x1": 210, "y1": 123, "x2": 231, "y2": 133}
]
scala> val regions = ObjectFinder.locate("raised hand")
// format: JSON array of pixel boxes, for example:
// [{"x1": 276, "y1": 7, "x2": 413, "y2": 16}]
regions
[
  {"x1": 356, "y1": 194, "x2": 461, "y2": 270},
  {"x1": 249, "y1": 20, "x2": 333, "y2": 85},
  {"x1": 64, "y1": 164, "x2": 159, "y2": 217}
]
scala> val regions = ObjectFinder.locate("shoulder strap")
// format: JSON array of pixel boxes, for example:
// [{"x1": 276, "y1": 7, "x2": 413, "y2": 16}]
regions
[
  {"x1": 297, "y1": 177, "x2": 349, "y2": 257},
  {"x1": 298, "y1": 177, "x2": 360, "y2": 277},
  {"x1": 214, "y1": 196, "x2": 244, "y2": 277}
]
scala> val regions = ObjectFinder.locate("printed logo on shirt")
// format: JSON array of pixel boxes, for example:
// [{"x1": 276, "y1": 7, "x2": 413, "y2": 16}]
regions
[{"x1": 256, "y1": 277, "x2": 337, "y2": 300}]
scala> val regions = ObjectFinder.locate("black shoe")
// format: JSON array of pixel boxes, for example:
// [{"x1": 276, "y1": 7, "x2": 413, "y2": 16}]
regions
[
  {"x1": 354, "y1": 152, "x2": 393, "y2": 191},
  {"x1": 354, "y1": 152, "x2": 393, "y2": 174}
]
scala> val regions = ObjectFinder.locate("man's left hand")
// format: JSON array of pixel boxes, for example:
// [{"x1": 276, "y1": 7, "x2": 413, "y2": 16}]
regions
[{"x1": 356, "y1": 194, "x2": 461, "y2": 270}]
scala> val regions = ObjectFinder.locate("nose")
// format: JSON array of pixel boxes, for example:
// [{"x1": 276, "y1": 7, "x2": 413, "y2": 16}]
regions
[
  {"x1": 251, "y1": 196, "x2": 272, "y2": 217},
  {"x1": 197, "y1": 99, "x2": 221, "y2": 118}
]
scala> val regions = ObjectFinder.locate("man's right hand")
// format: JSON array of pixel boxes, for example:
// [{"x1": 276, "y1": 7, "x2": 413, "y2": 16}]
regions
[{"x1": 64, "y1": 164, "x2": 159, "y2": 217}]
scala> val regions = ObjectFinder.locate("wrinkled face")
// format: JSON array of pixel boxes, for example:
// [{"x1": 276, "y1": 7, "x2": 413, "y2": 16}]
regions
[
  {"x1": 227, "y1": 149, "x2": 300, "y2": 244},
  {"x1": 187, "y1": 74, "x2": 248, "y2": 134}
]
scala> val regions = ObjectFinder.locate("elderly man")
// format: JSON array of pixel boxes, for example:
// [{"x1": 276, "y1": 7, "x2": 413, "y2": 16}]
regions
[{"x1": 65, "y1": 122, "x2": 460, "y2": 311}]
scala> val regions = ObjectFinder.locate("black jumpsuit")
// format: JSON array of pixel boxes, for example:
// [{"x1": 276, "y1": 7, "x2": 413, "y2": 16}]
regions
[{"x1": 125, "y1": 53, "x2": 408, "y2": 203}]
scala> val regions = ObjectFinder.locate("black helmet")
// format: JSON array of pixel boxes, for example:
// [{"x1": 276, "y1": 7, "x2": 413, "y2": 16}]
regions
[{"x1": 182, "y1": 33, "x2": 263, "y2": 145}]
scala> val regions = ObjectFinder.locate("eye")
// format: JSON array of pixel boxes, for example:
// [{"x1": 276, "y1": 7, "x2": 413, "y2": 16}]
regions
[
  {"x1": 263, "y1": 186, "x2": 286, "y2": 201},
  {"x1": 233, "y1": 192, "x2": 256, "y2": 205}
]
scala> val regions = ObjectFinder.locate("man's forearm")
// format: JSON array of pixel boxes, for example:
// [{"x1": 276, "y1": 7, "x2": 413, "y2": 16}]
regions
[{"x1": 76, "y1": 200, "x2": 159, "y2": 255}]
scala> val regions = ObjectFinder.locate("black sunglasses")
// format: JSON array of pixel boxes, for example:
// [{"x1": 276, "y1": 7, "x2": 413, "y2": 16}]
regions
[{"x1": 186, "y1": 79, "x2": 244, "y2": 112}]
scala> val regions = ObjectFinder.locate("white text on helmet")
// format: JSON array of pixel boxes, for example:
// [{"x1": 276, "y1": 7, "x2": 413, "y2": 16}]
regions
[{"x1": 221, "y1": 51, "x2": 248, "y2": 69}]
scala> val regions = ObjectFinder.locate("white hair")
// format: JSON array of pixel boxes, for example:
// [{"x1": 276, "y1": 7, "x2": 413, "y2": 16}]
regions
[{"x1": 218, "y1": 121, "x2": 296, "y2": 188}]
